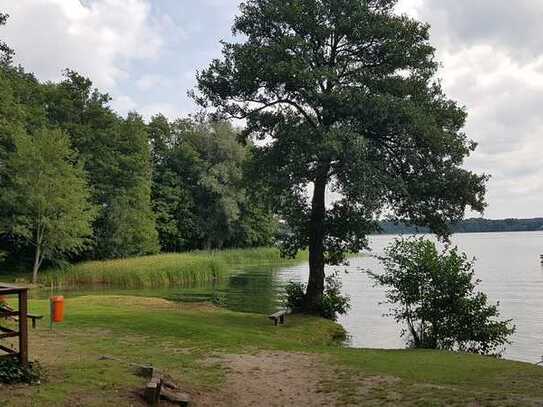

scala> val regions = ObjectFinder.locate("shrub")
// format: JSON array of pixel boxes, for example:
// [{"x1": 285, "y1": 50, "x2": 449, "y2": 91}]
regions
[
  {"x1": 370, "y1": 237, "x2": 515, "y2": 356},
  {"x1": 319, "y1": 274, "x2": 351, "y2": 320},
  {"x1": 284, "y1": 281, "x2": 305, "y2": 312},
  {"x1": 0, "y1": 358, "x2": 45, "y2": 385},
  {"x1": 284, "y1": 272, "x2": 350, "y2": 320}
]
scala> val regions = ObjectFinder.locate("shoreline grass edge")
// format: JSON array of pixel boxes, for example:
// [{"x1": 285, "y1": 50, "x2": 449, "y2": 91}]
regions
[{"x1": 38, "y1": 247, "x2": 308, "y2": 289}]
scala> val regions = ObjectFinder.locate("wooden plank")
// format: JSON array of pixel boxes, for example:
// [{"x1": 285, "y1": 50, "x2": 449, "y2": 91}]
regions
[
  {"x1": 0, "y1": 344, "x2": 17, "y2": 354},
  {"x1": 0, "y1": 309, "x2": 19, "y2": 317},
  {"x1": 160, "y1": 388, "x2": 190, "y2": 406},
  {"x1": 0, "y1": 284, "x2": 28, "y2": 295},
  {"x1": 0, "y1": 326, "x2": 18, "y2": 339},
  {"x1": 269, "y1": 309, "x2": 292, "y2": 326},
  {"x1": 0, "y1": 326, "x2": 17, "y2": 333},
  {"x1": 0, "y1": 288, "x2": 26, "y2": 295},
  {"x1": 18, "y1": 289, "x2": 28, "y2": 365},
  {"x1": 0, "y1": 283, "x2": 22, "y2": 288}
]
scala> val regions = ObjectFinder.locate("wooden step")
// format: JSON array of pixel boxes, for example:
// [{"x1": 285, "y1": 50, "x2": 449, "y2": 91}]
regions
[{"x1": 0, "y1": 326, "x2": 18, "y2": 339}]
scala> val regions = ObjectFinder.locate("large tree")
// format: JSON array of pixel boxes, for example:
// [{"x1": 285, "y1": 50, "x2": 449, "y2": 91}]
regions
[
  {"x1": 195, "y1": 0, "x2": 487, "y2": 313},
  {"x1": 1, "y1": 129, "x2": 96, "y2": 283}
]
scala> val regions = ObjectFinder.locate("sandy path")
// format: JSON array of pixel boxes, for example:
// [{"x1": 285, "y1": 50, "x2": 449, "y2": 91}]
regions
[{"x1": 196, "y1": 352, "x2": 336, "y2": 407}]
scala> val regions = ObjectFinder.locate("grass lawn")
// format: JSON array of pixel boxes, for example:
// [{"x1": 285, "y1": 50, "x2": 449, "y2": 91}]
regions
[{"x1": 2, "y1": 296, "x2": 543, "y2": 406}]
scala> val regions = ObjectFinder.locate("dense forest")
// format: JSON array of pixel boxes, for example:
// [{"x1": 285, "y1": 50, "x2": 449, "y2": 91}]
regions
[
  {"x1": 379, "y1": 218, "x2": 543, "y2": 235},
  {"x1": 0, "y1": 14, "x2": 276, "y2": 278}
]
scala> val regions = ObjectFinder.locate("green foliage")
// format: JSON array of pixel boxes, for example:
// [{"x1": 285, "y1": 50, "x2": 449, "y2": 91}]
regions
[
  {"x1": 371, "y1": 237, "x2": 515, "y2": 356},
  {"x1": 1, "y1": 128, "x2": 96, "y2": 281},
  {"x1": 283, "y1": 281, "x2": 305, "y2": 311},
  {"x1": 195, "y1": 0, "x2": 488, "y2": 311},
  {"x1": 319, "y1": 273, "x2": 351, "y2": 320},
  {"x1": 95, "y1": 113, "x2": 159, "y2": 258},
  {"x1": 0, "y1": 63, "x2": 50, "y2": 271},
  {"x1": 0, "y1": 358, "x2": 45, "y2": 385},
  {"x1": 46, "y1": 73, "x2": 159, "y2": 259},
  {"x1": 284, "y1": 272, "x2": 350, "y2": 320},
  {"x1": 0, "y1": 16, "x2": 279, "y2": 271},
  {"x1": 149, "y1": 115, "x2": 278, "y2": 251}
]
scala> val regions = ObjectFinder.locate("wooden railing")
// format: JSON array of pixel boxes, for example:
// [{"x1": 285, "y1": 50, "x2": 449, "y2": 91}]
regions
[{"x1": 0, "y1": 284, "x2": 28, "y2": 365}]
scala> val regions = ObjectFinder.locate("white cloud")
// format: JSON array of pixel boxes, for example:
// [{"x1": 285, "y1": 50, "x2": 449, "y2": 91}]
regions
[
  {"x1": 136, "y1": 74, "x2": 170, "y2": 91},
  {"x1": 111, "y1": 95, "x2": 138, "y2": 117},
  {"x1": 138, "y1": 102, "x2": 184, "y2": 122},
  {"x1": 395, "y1": 0, "x2": 543, "y2": 218},
  {"x1": 0, "y1": 0, "x2": 162, "y2": 88}
]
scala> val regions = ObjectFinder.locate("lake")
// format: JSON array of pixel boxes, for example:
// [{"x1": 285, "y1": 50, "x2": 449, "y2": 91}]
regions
[
  {"x1": 40, "y1": 231, "x2": 543, "y2": 364},
  {"x1": 278, "y1": 231, "x2": 543, "y2": 364}
]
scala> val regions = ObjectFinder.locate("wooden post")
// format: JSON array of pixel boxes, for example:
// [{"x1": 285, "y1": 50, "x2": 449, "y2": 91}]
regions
[
  {"x1": 18, "y1": 289, "x2": 28, "y2": 366},
  {"x1": 144, "y1": 377, "x2": 162, "y2": 405},
  {"x1": 0, "y1": 284, "x2": 30, "y2": 365}
]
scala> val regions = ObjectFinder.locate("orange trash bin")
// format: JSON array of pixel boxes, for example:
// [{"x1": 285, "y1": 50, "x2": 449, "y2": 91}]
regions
[{"x1": 50, "y1": 296, "x2": 65, "y2": 323}]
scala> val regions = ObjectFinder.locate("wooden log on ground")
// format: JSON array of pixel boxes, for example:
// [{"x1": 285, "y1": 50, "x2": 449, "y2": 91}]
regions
[
  {"x1": 135, "y1": 365, "x2": 155, "y2": 379},
  {"x1": 144, "y1": 377, "x2": 162, "y2": 406},
  {"x1": 160, "y1": 388, "x2": 190, "y2": 406}
]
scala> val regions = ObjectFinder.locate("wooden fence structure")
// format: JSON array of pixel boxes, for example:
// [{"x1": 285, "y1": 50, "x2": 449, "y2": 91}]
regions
[{"x1": 0, "y1": 283, "x2": 28, "y2": 365}]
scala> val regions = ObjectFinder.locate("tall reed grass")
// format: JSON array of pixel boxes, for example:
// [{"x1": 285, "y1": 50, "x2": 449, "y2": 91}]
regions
[{"x1": 40, "y1": 248, "x2": 305, "y2": 289}]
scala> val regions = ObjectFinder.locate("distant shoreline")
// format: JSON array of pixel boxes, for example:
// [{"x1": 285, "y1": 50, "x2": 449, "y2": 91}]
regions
[
  {"x1": 372, "y1": 229, "x2": 543, "y2": 237},
  {"x1": 377, "y1": 218, "x2": 543, "y2": 235}
]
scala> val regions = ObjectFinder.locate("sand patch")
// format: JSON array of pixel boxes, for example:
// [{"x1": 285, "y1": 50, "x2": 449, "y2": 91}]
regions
[{"x1": 196, "y1": 351, "x2": 337, "y2": 407}]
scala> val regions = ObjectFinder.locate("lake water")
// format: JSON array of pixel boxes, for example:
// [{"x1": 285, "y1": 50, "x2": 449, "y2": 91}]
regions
[
  {"x1": 40, "y1": 231, "x2": 543, "y2": 364},
  {"x1": 278, "y1": 231, "x2": 543, "y2": 364}
]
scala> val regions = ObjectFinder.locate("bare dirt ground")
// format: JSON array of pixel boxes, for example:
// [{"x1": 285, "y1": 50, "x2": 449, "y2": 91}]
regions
[{"x1": 195, "y1": 352, "x2": 338, "y2": 407}]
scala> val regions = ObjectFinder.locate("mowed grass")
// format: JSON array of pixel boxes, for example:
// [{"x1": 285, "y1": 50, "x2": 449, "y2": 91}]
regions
[
  {"x1": 39, "y1": 247, "x2": 306, "y2": 289},
  {"x1": 3, "y1": 296, "x2": 543, "y2": 406},
  {"x1": 2, "y1": 295, "x2": 343, "y2": 406}
]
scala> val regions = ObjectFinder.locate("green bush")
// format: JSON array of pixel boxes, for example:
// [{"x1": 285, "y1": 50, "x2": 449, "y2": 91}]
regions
[
  {"x1": 284, "y1": 272, "x2": 350, "y2": 320},
  {"x1": 0, "y1": 358, "x2": 45, "y2": 385},
  {"x1": 319, "y1": 274, "x2": 351, "y2": 320},
  {"x1": 284, "y1": 281, "x2": 305, "y2": 312},
  {"x1": 370, "y1": 237, "x2": 515, "y2": 356}
]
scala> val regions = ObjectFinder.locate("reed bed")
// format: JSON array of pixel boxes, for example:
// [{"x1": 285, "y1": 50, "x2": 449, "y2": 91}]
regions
[{"x1": 40, "y1": 248, "x2": 304, "y2": 289}]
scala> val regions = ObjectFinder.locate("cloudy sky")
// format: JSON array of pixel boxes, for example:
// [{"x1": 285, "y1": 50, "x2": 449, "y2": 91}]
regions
[{"x1": 0, "y1": 0, "x2": 541, "y2": 219}]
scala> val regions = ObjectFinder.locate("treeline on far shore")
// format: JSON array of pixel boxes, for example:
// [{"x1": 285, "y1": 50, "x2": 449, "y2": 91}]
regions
[{"x1": 379, "y1": 217, "x2": 543, "y2": 235}]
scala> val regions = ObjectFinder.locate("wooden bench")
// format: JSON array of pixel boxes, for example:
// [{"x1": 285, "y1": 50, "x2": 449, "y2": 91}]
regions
[
  {"x1": 26, "y1": 313, "x2": 43, "y2": 329},
  {"x1": 268, "y1": 309, "x2": 291, "y2": 326}
]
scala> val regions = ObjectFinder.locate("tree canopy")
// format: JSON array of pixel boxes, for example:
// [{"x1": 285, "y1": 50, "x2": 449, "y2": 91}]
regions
[
  {"x1": 150, "y1": 115, "x2": 278, "y2": 252},
  {"x1": 1, "y1": 129, "x2": 96, "y2": 282},
  {"x1": 195, "y1": 0, "x2": 488, "y2": 312},
  {"x1": 0, "y1": 16, "x2": 277, "y2": 275}
]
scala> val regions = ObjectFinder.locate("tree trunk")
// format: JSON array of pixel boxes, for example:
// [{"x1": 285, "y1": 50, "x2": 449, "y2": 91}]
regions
[
  {"x1": 32, "y1": 244, "x2": 42, "y2": 284},
  {"x1": 304, "y1": 172, "x2": 328, "y2": 314}
]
